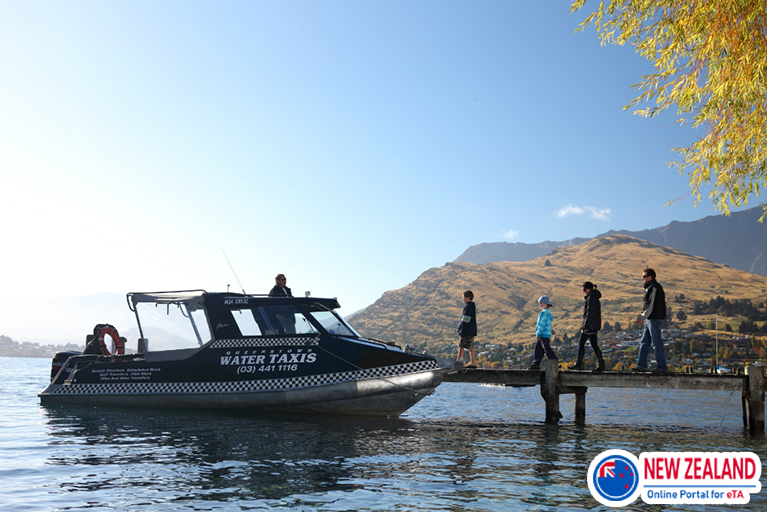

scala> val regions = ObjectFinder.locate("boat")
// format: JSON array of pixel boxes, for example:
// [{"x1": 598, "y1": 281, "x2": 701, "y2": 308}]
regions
[{"x1": 39, "y1": 290, "x2": 444, "y2": 416}]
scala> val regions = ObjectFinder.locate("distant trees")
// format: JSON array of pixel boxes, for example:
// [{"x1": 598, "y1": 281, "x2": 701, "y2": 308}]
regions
[
  {"x1": 692, "y1": 297, "x2": 766, "y2": 321},
  {"x1": 739, "y1": 320, "x2": 759, "y2": 334},
  {"x1": 676, "y1": 310, "x2": 687, "y2": 321}
]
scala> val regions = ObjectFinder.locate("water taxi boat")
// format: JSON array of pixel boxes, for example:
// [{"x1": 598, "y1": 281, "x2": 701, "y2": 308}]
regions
[{"x1": 39, "y1": 290, "x2": 443, "y2": 416}]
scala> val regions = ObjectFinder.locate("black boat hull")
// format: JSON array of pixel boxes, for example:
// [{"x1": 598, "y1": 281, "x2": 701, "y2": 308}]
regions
[
  {"x1": 40, "y1": 366, "x2": 442, "y2": 415},
  {"x1": 39, "y1": 352, "x2": 444, "y2": 416}
]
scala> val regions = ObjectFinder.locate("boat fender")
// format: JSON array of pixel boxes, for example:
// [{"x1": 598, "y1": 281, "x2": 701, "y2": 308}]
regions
[{"x1": 94, "y1": 324, "x2": 124, "y2": 356}]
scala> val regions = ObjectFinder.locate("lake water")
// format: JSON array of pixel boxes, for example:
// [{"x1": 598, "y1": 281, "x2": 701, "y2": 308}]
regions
[{"x1": 1, "y1": 356, "x2": 764, "y2": 511}]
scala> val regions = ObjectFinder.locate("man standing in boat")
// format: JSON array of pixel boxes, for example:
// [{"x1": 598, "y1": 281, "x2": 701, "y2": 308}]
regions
[
  {"x1": 269, "y1": 273, "x2": 295, "y2": 334},
  {"x1": 269, "y1": 274, "x2": 293, "y2": 297}
]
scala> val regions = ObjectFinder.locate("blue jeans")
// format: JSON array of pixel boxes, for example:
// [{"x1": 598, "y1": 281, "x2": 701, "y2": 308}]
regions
[{"x1": 637, "y1": 319, "x2": 667, "y2": 370}]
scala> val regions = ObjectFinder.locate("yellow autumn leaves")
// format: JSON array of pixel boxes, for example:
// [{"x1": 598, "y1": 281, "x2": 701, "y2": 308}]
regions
[{"x1": 572, "y1": 0, "x2": 767, "y2": 218}]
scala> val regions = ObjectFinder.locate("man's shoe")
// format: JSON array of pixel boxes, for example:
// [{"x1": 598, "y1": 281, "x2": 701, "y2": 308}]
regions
[
  {"x1": 592, "y1": 365, "x2": 605, "y2": 373},
  {"x1": 528, "y1": 364, "x2": 540, "y2": 371},
  {"x1": 634, "y1": 367, "x2": 651, "y2": 373}
]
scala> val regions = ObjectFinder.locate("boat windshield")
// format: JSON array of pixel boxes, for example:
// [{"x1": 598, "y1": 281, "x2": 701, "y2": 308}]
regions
[
  {"x1": 229, "y1": 303, "x2": 359, "y2": 338},
  {"x1": 133, "y1": 300, "x2": 212, "y2": 350},
  {"x1": 230, "y1": 305, "x2": 318, "y2": 336},
  {"x1": 305, "y1": 309, "x2": 359, "y2": 337}
]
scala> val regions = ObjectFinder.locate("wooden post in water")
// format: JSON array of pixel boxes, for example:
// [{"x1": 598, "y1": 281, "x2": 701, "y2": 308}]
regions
[
  {"x1": 543, "y1": 359, "x2": 560, "y2": 424},
  {"x1": 745, "y1": 365, "x2": 765, "y2": 433},
  {"x1": 574, "y1": 389, "x2": 587, "y2": 424}
]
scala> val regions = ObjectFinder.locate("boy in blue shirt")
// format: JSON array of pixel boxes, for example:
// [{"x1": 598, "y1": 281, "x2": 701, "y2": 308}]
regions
[{"x1": 529, "y1": 295, "x2": 558, "y2": 370}]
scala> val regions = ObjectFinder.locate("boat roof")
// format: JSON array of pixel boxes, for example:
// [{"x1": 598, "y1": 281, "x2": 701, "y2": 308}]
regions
[
  {"x1": 127, "y1": 290, "x2": 208, "y2": 312},
  {"x1": 127, "y1": 290, "x2": 342, "y2": 311},
  {"x1": 129, "y1": 290, "x2": 208, "y2": 304}
]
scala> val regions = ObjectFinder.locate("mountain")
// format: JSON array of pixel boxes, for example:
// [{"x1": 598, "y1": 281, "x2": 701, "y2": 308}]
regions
[
  {"x1": 348, "y1": 235, "x2": 767, "y2": 351},
  {"x1": 602, "y1": 206, "x2": 767, "y2": 276},
  {"x1": 454, "y1": 206, "x2": 767, "y2": 276},
  {"x1": 454, "y1": 238, "x2": 589, "y2": 265}
]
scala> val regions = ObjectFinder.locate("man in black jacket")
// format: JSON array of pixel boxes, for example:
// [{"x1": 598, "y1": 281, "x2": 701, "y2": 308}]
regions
[
  {"x1": 269, "y1": 274, "x2": 293, "y2": 297},
  {"x1": 635, "y1": 268, "x2": 668, "y2": 373},
  {"x1": 268, "y1": 273, "x2": 295, "y2": 334}
]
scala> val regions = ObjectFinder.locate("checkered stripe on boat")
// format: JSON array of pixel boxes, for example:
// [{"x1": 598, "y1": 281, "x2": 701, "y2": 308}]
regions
[
  {"x1": 52, "y1": 360, "x2": 439, "y2": 395},
  {"x1": 211, "y1": 337, "x2": 318, "y2": 348}
]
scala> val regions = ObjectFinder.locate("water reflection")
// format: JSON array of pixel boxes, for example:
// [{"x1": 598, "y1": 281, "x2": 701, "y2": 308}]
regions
[
  {"x1": 38, "y1": 401, "x2": 767, "y2": 511},
  {"x1": 42, "y1": 405, "x2": 425, "y2": 502}
]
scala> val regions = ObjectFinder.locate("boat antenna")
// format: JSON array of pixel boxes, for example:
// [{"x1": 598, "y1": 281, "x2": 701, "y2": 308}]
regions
[{"x1": 221, "y1": 248, "x2": 247, "y2": 294}]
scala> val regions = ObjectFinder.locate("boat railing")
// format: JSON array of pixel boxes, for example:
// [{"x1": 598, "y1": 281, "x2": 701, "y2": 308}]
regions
[{"x1": 365, "y1": 337, "x2": 402, "y2": 349}]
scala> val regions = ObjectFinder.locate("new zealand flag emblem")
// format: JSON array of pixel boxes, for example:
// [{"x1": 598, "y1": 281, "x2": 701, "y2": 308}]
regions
[{"x1": 588, "y1": 450, "x2": 641, "y2": 506}]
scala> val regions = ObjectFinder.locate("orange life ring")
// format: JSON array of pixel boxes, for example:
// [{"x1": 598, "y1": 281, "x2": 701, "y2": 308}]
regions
[{"x1": 96, "y1": 325, "x2": 124, "y2": 356}]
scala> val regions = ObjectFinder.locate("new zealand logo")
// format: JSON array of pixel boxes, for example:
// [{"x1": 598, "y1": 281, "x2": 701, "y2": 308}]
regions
[{"x1": 588, "y1": 449, "x2": 641, "y2": 507}]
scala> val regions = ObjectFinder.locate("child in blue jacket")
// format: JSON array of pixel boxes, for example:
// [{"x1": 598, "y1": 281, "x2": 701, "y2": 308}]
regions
[{"x1": 529, "y1": 295, "x2": 558, "y2": 370}]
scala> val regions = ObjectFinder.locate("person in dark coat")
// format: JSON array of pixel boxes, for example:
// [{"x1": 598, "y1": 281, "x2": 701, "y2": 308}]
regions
[
  {"x1": 269, "y1": 274, "x2": 293, "y2": 297},
  {"x1": 574, "y1": 281, "x2": 605, "y2": 372},
  {"x1": 269, "y1": 273, "x2": 295, "y2": 334},
  {"x1": 456, "y1": 290, "x2": 478, "y2": 368},
  {"x1": 635, "y1": 268, "x2": 668, "y2": 373}
]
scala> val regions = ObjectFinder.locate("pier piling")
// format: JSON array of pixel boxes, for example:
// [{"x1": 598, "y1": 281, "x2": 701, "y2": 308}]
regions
[
  {"x1": 543, "y1": 359, "x2": 560, "y2": 424},
  {"x1": 745, "y1": 365, "x2": 765, "y2": 433}
]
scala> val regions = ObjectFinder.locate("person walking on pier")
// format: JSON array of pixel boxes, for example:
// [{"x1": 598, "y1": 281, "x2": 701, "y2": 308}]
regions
[
  {"x1": 529, "y1": 295, "x2": 557, "y2": 370},
  {"x1": 635, "y1": 268, "x2": 668, "y2": 373},
  {"x1": 456, "y1": 290, "x2": 478, "y2": 369},
  {"x1": 575, "y1": 282, "x2": 605, "y2": 372}
]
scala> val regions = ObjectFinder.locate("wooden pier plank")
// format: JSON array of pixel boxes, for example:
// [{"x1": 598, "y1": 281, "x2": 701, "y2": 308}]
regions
[
  {"x1": 560, "y1": 372, "x2": 746, "y2": 391},
  {"x1": 446, "y1": 369, "x2": 746, "y2": 391}
]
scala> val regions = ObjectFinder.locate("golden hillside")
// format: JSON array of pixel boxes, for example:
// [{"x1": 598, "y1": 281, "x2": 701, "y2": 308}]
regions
[{"x1": 349, "y1": 235, "x2": 767, "y2": 349}]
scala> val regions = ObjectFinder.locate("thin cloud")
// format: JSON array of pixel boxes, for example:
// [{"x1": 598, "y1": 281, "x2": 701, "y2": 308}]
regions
[
  {"x1": 556, "y1": 204, "x2": 611, "y2": 222},
  {"x1": 503, "y1": 229, "x2": 519, "y2": 240},
  {"x1": 556, "y1": 205, "x2": 585, "y2": 218}
]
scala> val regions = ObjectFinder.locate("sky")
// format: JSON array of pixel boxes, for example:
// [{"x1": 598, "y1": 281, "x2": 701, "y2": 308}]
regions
[{"x1": 0, "y1": 1, "x2": 746, "y2": 342}]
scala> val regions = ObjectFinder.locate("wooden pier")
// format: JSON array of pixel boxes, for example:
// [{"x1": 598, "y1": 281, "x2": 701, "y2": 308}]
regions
[{"x1": 444, "y1": 360, "x2": 766, "y2": 432}]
